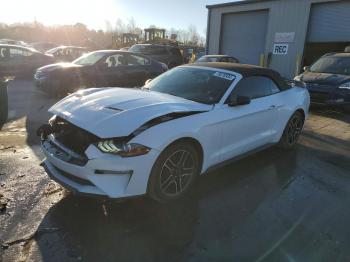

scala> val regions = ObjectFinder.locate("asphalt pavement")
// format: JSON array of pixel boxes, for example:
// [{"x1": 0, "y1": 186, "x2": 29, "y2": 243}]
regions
[{"x1": 0, "y1": 80, "x2": 349, "y2": 262}]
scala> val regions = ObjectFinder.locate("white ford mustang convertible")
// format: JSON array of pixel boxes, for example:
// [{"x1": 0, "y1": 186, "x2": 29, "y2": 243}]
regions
[{"x1": 38, "y1": 63, "x2": 310, "y2": 202}]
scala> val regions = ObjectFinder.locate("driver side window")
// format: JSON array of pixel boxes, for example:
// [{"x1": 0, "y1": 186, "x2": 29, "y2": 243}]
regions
[
  {"x1": 229, "y1": 76, "x2": 280, "y2": 102},
  {"x1": 128, "y1": 54, "x2": 151, "y2": 66},
  {"x1": 104, "y1": 54, "x2": 127, "y2": 68},
  {"x1": 10, "y1": 48, "x2": 33, "y2": 58}
]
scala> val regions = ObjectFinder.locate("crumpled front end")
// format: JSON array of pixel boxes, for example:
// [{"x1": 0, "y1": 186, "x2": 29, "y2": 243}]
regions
[{"x1": 39, "y1": 116, "x2": 160, "y2": 198}]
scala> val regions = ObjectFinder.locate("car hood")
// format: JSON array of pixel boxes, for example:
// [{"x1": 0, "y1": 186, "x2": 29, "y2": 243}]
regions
[
  {"x1": 49, "y1": 88, "x2": 212, "y2": 138},
  {"x1": 301, "y1": 71, "x2": 350, "y2": 86},
  {"x1": 37, "y1": 63, "x2": 82, "y2": 73}
]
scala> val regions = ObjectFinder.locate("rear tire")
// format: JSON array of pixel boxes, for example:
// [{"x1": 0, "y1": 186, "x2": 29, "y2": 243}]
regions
[
  {"x1": 278, "y1": 111, "x2": 304, "y2": 149},
  {"x1": 148, "y1": 142, "x2": 200, "y2": 203}
]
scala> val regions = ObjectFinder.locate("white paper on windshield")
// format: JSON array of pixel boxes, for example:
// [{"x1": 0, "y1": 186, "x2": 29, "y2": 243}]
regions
[{"x1": 213, "y1": 72, "x2": 236, "y2": 81}]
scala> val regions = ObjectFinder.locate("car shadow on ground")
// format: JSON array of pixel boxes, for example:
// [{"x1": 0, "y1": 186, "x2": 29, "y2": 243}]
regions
[{"x1": 31, "y1": 146, "x2": 303, "y2": 262}]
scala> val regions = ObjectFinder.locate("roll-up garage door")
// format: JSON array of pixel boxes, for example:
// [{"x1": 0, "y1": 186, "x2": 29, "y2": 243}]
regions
[
  {"x1": 220, "y1": 10, "x2": 268, "y2": 65},
  {"x1": 307, "y1": 1, "x2": 350, "y2": 43}
]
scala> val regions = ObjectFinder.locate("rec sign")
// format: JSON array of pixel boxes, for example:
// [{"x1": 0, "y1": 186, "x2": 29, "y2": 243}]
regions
[{"x1": 273, "y1": 44, "x2": 289, "y2": 55}]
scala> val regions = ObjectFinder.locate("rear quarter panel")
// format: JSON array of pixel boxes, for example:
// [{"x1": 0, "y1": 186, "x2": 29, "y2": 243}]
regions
[{"x1": 271, "y1": 86, "x2": 310, "y2": 143}]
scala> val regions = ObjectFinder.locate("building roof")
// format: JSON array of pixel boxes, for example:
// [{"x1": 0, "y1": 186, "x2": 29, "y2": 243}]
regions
[
  {"x1": 186, "y1": 62, "x2": 290, "y2": 90},
  {"x1": 206, "y1": 0, "x2": 275, "y2": 9}
]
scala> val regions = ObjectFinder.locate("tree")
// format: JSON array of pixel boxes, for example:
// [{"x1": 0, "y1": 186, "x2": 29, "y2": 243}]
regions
[
  {"x1": 188, "y1": 25, "x2": 199, "y2": 46},
  {"x1": 126, "y1": 17, "x2": 136, "y2": 33},
  {"x1": 115, "y1": 18, "x2": 126, "y2": 35},
  {"x1": 104, "y1": 20, "x2": 113, "y2": 32}
]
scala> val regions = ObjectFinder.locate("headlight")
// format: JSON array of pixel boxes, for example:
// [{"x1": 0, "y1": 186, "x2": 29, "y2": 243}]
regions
[
  {"x1": 48, "y1": 115, "x2": 57, "y2": 126},
  {"x1": 339, "y1": 82, "x2": 350, "y2": 90},
  {"x1": 97, "y1": 140, "x2": 150, "y2": 157}
]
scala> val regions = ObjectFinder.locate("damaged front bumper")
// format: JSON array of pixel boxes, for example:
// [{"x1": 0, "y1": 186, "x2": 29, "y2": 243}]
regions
[{"x1": 41, "y1": 135, "x2": 160, "y2": 199}]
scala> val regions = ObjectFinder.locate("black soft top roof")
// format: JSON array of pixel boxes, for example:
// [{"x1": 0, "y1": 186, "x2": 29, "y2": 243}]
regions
[
  {"x1": 186, "y1": 62, "x2": 290, "y2": 90},
  {"x1": 323, "y1": 52, "x2": 350, "y2": 58}
]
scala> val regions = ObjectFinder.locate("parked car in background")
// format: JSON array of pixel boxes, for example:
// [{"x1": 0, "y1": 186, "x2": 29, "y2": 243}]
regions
[
  {"x1": 196, "y1": 55, "x2": 239, "y2": 63},
  {"x1": 195, "y1": 51, "x2": 206, "y2": 61},
  {"x1": 295, "y1": 52, "x2": 350, "y2": 112},
  {"x1": 35, "y1": 50, "x2": 168, "y2": 96},
  {"x1": 31, "y1": 42, "x2": 57, "y2": 53},
  {"x1": 38, "y1": 63, "x2": 309, "y2": 202},
  {"x1": 46, "y1": 46, "x2": 88, "y2": 62},
  {"x1": 129, "y1": 44, "x2": 183, "y2": 68},
  {"x1": 0, "y1": 44, "x2": 54, "y2": 78},
  {"x1": 0, "y1": 39, "x2": 30, "y2": 47}
]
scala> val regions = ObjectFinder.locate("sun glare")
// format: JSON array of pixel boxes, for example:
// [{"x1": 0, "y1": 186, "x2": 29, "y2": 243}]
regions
[{"x1": 2, "y1": 0, "x2": 120, "y2": 29}]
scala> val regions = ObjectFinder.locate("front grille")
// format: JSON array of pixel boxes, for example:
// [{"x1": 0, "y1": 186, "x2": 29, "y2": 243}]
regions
[
  {"x1": 45, "y1": 138, "x2": 88, "y2": 166},
  {"x1": 306, "y1": 83, "x2": 332, "y2": 103},
  {"x1": 310, "y1": 91, "x2": 330, "y2": 103},
  {"x1": 51, "y1": 117, "x2": 99, "y2": 156}
]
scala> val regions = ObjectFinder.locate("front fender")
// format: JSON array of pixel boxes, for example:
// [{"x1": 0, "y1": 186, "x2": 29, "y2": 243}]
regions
[
  {"x1": 130, "y1": 120, "x2": 202, "y2": 152},
  {"x1": 129, "y1": 112, "x2": 222, "y2": 173}
]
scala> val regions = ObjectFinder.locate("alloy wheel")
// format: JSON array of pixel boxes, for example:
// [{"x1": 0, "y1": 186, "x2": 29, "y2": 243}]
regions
[
  {"x1": 287, "y1": 115, "x2": 303, "y2": 145},
  {"x1": 159, "y1": 149, "x2": 196, "y2": 197}
]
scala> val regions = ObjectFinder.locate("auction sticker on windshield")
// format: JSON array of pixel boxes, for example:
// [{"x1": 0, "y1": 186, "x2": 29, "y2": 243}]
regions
[{"x1": 213, "y1": 72, "x2": 236, "y2": 81}]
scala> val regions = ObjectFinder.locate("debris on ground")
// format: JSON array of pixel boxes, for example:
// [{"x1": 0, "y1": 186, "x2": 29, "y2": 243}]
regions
[
  {"x1": 17, "y1": 174, "x2": 25, "y2": 178},
  {"x1": 0, "y1": 172, "x2": 5, "y2": 176},
  {"x1": 22, "y1": 156, "x2": 28, "y2": 159},
  {"x1": 0, "y1": 193, "x2": 9, "y2": 213},
  {"x1": 43, "y1": 182, "x2": 63, "y2": 196}
]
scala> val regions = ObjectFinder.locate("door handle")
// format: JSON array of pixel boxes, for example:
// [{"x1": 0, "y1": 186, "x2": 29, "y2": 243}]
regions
[{"x1": 269, "y1": 105, "x2": 283, "y2": 110}]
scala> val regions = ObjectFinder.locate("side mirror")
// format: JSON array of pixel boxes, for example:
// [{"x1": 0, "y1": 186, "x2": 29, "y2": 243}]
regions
[
  {"x1": 145, "y1": 79, "x2": 153, "y2": 86},
  {"x1": 303, "y1": 66, "x2": 310, "y2": 72},
  {"x1": 228, "y1": 96, "x2": 251, "y2": 107}
]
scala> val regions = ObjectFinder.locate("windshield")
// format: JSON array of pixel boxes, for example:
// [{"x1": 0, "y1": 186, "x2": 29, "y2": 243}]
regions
[
  {"x1": 45, "y1": 47, "x2": 59, "y2": 54},
  {"x1": 73, "y1": 52, "x2": 105, "y2": 66},
  {"x1": 129, "y1": 45, "x2": 144, "y2": 53},
  {"x1": 310, "y1": 56, "x2": 350, "y2": 76},
  {"x1": 148, "y1": 67, "x2": 236, "y2": 104}
]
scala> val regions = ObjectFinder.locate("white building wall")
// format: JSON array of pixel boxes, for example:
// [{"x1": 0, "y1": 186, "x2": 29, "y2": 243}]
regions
[{"x1": 207, "y1": 0, "x2": 341, "y2": 78}]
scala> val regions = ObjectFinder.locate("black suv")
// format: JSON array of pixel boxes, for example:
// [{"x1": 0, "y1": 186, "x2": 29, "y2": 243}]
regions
[
  {"x1": 129, "y1": 44, "x2": 183, "y2": 68},
  {"x1": 295, "y1": 52, "x2": 350, "y2": 111}
]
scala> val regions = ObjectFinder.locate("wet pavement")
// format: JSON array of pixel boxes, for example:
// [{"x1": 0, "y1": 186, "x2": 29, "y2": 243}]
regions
[{"x1": 0, "y1": 80, "x2": 349, "y2": 262}]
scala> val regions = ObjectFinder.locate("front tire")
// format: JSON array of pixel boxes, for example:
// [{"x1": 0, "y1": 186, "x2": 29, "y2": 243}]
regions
[
  {"x1": 148, "y1": 142, "x2": 200, "y2": 203},
  {"x1": 278, "y1": 111, "x2": 305, "y2": 149}
]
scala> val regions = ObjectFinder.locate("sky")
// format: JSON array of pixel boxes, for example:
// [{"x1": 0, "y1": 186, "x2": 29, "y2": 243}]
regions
[{"x1": 1, "y1": 0, "x2": 237, "y2": 36}]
